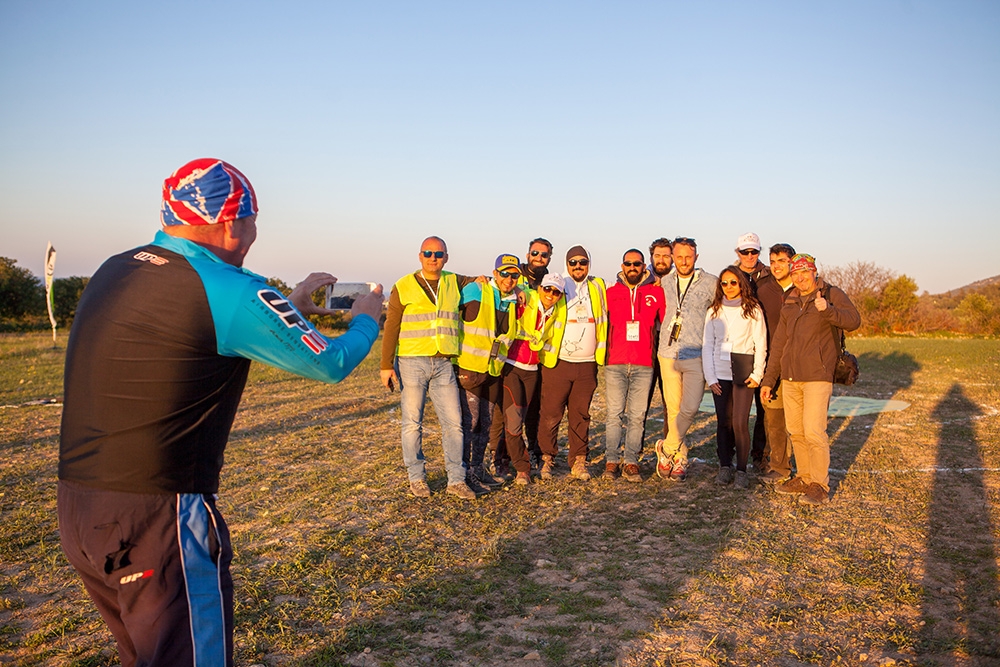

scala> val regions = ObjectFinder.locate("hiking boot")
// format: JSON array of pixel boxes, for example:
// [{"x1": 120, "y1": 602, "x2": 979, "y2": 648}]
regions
[
  {"x1": 603, "y1": 461, "x2": 620, "y2": 480},
  {"x1": 494, "y1": 461, "x2": 514, "y2": 482},
  {"x1": 474, "y1": 464, "x2": 503, "y2": 488},
  {"x1": 669, "y1": 458, "x2": 687, "y2": 481},
  {"x1": 540, "y1": 455, "x2": 555, "y2": 480},
  {"x1": 530, "y1": 451, "x2": 543, "y2": 471},
  {"x1": 515, "y1": 471, "x2": 531, "y2": 486},
  {"x1": 570, "y1": 458, "x2": 591, "y2": 481},
  {"x1": 623, "y1": 463, "x2": 642, "y2": 483},
  {"x1": 799, "y1": 483, "x2": 830, "y2": 506},
  {"x1": 446, "y1": 482, "x2": 477, "y2": 500},
  {"x1": 734, "y1": 470, "x2": 750, "y2": 489},
  {"x1": 409, "y1": 479, "x2": 431, "y2": 498},
  {"x1": 465, "y1": 470, "x2": 492, "y2": 496},
  {"x1": 775, "y1": 476, "x2": 809, "y2": 495},
  {"x1": 715, "y1": 467, "x2": 734, "y2": 485},
  {"x1": 759, "y1": 470, "x2": 789, "y2": 486},
  {"x1": 654, "y1": 440, "x2": 674, "y2": 479}
]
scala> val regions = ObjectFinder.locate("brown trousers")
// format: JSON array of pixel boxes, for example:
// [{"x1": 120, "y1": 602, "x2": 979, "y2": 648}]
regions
[{"x1": 538, "y1": 360, "x2": 598, "y2": 464}]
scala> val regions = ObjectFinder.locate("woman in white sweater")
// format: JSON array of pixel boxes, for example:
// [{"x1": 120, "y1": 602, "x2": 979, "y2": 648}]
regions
[{"x1": 703, "y1": 266, "x2": 767, "y2": 488}]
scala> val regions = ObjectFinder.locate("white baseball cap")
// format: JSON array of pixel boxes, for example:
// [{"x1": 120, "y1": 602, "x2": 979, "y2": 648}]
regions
[{"x1": 736, "y1": 232, "x2": 761, "y2": 251}]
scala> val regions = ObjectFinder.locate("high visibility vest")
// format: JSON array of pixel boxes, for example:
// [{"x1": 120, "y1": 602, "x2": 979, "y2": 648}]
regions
[
  {"x1": 395, "y1": 272, "x2": 461, "y2": 357},
  {"x1": 456, "y1": 282, "x2": 515, "y2": 376},
  {"x1": 537, "y1": 277, "x2": 608, "y2": 368}
]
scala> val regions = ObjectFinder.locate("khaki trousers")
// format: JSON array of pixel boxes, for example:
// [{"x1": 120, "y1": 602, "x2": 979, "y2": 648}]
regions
[
  {"x1": 761, "y1": 384, "x2": 793, "y2": 477},
  {"x1": 658, "y1": 356, "x2": 705, "y2": 462},
  {"x1": 781, "y1": 380, "x2": 833, "y2": 490}
]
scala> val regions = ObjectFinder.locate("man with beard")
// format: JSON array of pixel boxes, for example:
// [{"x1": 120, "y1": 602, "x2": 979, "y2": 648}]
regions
[
  {"x1": 537, "y1": 245, "x2": 608, "y2": 481},
  {"x1": 644, "y1": 237, "x2": 673, "y2": 441},
  {"x1": 518, "y1": 237, "x2": 553, "y2": 289},
  {"x1": 604, "y1": 249, "x2": 665, "y2": 482},
  {"x1": 756, "y1": 243, "x2": 796, "y2": 485},
  {"x1": 654, "y1": 237, "x2": 717, "y2": 481}
]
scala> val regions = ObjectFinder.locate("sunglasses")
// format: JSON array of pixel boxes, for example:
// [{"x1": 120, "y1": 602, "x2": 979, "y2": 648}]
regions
[
  {"x1": 622, "y1": 261, "x2": 644, "y2": 268},
  {"x1": 530, "y1": 250, "x2": 551, "y2": 259},
  {"x1": 497, "y1": 270, "x2": 520, "y2": 279},
  {"x1": 673, "y1": 236, "x2": 696, "y2": 246},
  {"x1": 421, "y1": 250, "x2": 445, "y2": 259},
  {"x1": 738, "y1": 248, "x2": 760, "y2": 256},
  {"x1": 567, "y1": 259, "x2": 589, "y2": 267},
  {"x1": 541, "y1": 286, "x2": 563, "y2": 296},
  {"x1": 720, "y1": 280, "x2": 740, "y2": 287}
]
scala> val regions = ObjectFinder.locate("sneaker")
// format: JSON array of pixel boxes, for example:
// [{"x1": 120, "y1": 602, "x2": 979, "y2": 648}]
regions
[
  {"x1": 799, "y1": 483, "x2": 830, "y2": 506},
  {"x1": 715, "y1": 467, "x2": 734, "y2": 485},
  {"x1": 654, "y1": 440, "x2": 674, "y2": 479},
  {"x1": 623, "y1": 463, "x2": 642, "y2": 483},
  {"x1": 669, "y1": 458, "x2": 687, "y2": 481},
  {"x1": 570, "y1": 458, "x2": 591, "y2": 481},
  {"x1": 409, "y1": 479, "x2": 431, "y2": 498},
  {"x1": 465, "y1": 471, "x2": 492, "y2": 496},
  {"x1": 446, "y1": 482, "x2": 477, "y2": 500},
  {"x1": 540, "y1": 454, "x2": 555, "y2": 480},
  {"x1": 515, "y1": 471, "x2": 531, "y2": 486},
  {"x1": 603, "y1": 461, "x2": 620, "y2": 479},
  {"x1": 775, "y1": 476, "x2": 809, "y2": 495},
  {"x1": 734, "y1": 470, "x2": 750, "y2": 489},
  {"x1": 759, "y1": 470, "x2": 789, "y2": 486},
  {"x1": 474, "y1": 464, "x2": 504, "y2": 488}
]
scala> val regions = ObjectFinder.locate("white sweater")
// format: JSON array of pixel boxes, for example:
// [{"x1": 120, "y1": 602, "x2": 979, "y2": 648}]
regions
[{"x1": 702, "y1": 302, "x2": 767, "y2": 385}]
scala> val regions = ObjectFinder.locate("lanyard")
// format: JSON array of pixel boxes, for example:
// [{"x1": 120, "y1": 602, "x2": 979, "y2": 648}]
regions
[
  {"x1": 674, "y1": 273, "x2": 694, "y2": 317},
  {"x1": 629, "y1": 284, "x2": 638, "y2": 320}
]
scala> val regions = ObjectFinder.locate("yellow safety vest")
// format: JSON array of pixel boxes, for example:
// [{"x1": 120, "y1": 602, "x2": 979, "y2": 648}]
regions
[
  {"x1": 396, "y1": 272, "x2": 461, "y2": 357},
  {"x1": 456, "y1": 282, "x2": 515, "y2": 376},
  {"x1": 537, "y1": 277, "x2": 608, "y2": 368}
]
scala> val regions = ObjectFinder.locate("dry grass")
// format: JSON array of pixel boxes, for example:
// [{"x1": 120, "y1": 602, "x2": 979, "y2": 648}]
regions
[{"x1": 1, "y1": 333, "x2": 999, "y2": 666}]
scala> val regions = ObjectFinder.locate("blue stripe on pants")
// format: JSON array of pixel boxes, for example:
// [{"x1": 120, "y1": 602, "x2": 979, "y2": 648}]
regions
[{"x1": 177, "y1": 493, "x2": 226, "y2": 667}]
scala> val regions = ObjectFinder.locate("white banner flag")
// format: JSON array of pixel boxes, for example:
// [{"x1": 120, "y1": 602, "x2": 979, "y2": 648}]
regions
[{"x1": 45, "y1": 243, "x2": 57, "y2": 343}]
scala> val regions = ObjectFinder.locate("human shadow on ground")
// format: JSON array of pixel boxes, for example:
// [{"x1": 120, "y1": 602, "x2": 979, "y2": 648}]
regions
[{"x1": 918, "y1": 383, "x2": 1000, "y2": 662}]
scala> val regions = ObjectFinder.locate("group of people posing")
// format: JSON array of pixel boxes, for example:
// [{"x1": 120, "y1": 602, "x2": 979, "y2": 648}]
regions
[{"x1": 381, "y1": 233, "x2": 861, "y2": 507}]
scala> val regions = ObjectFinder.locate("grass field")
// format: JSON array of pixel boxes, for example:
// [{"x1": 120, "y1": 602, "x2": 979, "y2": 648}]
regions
[{"x1": 2, "y1": 333, "x2": 999, "y2": 666}]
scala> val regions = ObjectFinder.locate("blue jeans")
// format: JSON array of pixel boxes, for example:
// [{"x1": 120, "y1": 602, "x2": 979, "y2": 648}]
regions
[
  {"x1": 604, "y1": 364, "x2": 654, "y2": 465},
  {"x1": 397, "y1": 356, "x2": 466, "y2": 485}
]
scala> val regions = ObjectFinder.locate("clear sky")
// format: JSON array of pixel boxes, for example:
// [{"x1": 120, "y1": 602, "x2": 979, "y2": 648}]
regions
[{"x1": 2, "y1": 1, "x2": 998, "y2": 295}]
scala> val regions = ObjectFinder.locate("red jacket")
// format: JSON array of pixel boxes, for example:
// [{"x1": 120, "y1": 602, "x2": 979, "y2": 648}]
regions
[{"x1": 606, "y1": 279, "x2": 665, "y2": 366}]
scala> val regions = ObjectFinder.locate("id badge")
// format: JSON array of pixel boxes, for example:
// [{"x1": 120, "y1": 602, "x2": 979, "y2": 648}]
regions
[
  {"x1": 626, "y1": 320, "x2": 640, "y2": 342},
  {"x1": 574, "y1": 301, "x2": 589, "y2": 323},
  {"x1": 720, "y1": 341, "x2": 733, "y2": 361}
]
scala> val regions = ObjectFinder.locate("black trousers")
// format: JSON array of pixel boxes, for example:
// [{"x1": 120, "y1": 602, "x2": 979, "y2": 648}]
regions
[{"x1": 58, "y1": 480, "x2": 234, "y2": 667}]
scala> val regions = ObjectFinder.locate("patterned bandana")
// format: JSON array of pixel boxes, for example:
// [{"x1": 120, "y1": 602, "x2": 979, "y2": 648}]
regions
[
  {"x1": 789, "y1": 253, "x2": 817, "y2": 274},
  {"x1": 161, "y1": 158, "x2": 258, "y2": 226}
]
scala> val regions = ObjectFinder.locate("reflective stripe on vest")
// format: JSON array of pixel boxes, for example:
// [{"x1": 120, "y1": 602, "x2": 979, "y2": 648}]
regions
[
  {"x1": 457, "y1": 282, "x2": 498, "y2": 374},
  {"x1": 396, "y1": 272, "x2": 461, "y2": 357}
]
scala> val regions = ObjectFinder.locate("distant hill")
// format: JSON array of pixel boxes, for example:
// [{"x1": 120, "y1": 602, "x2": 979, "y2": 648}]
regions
[{"x1": 926, "y1": 274, "x2": 1000, "y2": 310}]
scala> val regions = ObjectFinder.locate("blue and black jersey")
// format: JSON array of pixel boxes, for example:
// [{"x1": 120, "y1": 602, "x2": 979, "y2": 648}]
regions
[{"x1": 59, "y1": 231, "x2": 379, "y2": 495}]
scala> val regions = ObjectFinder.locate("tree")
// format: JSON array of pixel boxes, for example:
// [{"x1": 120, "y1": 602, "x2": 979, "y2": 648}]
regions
[
  {"x1": 52, "y1": 276, "x2": 91, "y2": 327},
  {"x1": 955, "y1": 293, "x2": 997, "y2": 335},
  {"x1": 881, "y1": 275, "x2": 919, "y2": 332},
  {"x1": 0, "y1": 257, "x2": 44, "y2": 321}
]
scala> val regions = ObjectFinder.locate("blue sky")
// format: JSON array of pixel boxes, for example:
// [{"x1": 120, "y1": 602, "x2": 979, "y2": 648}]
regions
[{"x1": 2, "y1": 1, "x2": 998, "y2": 295}]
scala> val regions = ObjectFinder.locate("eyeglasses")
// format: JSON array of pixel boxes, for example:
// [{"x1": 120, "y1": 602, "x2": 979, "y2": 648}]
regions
[
  {"x1": 530, "y1": 250, "x2": 551, "y2": 259},
  {"x1": 738, "y1": 248, "x2": 760, "y2": 256},
  {"x1": 497, "y1": 270, "x2": 520, "y2": 279},
  {"x1": 541, "y1": 286, "x2": 563, "y2": 296},
  {"x1": 567, "y1": 259, "x2": 589, "y2": 267},
  {"x1": 622, "y1": 261, "x2": 644, "y2": 267},
  {"x1": 720, "y1": 280, "x2": 739, "y2": 287},
  {"x1": 421, "y1": 250, "x2": 445, "y2": 259}
]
